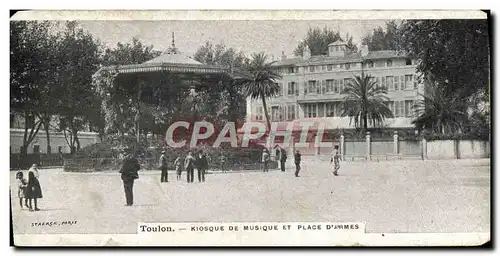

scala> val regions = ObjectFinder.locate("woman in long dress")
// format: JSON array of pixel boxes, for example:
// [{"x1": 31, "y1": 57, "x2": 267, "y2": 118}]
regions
[{"x1": 26, "y1": 170, "x2": 43, "y2": 211}]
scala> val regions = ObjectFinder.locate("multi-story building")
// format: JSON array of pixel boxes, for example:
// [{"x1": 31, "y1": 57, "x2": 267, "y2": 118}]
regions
[{"x1": 246, "y1": 41, "x2": 423, "y2": 131}]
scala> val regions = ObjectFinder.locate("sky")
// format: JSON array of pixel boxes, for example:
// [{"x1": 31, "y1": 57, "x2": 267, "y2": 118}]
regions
[{"x1": 78, "y1": 20, "x2": 389, "y2": 60}]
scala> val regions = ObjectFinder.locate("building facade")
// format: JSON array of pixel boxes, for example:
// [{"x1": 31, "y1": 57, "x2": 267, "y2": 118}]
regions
[
  {"x1": 10, "y1": 113, "x2": 100, "y2": 154},
  {"x1": 246, "y1": 42, "x2": 423, "y2": 131}
]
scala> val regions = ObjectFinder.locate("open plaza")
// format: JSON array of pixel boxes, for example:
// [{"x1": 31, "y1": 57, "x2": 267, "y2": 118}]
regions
[{"x1": 10, "y1": 158, "x2": 490, "y2": 235}]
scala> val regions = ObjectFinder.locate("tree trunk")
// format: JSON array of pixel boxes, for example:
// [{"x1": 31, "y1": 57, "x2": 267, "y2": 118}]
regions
[
  {"x1": 43, "y1": 115, "x2": 51, "y2": 154},
  {"x1": 363, "y1": 113, "x2": 368, "y2": 132},
  {"x1": 261, "y1": 95, "x2": 271, "y2": 132}
]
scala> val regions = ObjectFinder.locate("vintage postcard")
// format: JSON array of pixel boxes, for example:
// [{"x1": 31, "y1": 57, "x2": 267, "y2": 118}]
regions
[{"x1": 9, "y1": 10, "x2": 490, "y2": 246}]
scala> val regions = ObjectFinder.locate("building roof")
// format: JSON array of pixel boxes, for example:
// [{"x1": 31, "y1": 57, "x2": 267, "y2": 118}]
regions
[
  {"x1": 272, "y1": 50, "x2": 409, "y2": 67},
  {"x1": 143, "y1": 51, "x2": 202, "y2": 65},
  {"x1": 364, "y1": 50, "x2": 408, "y2": 60},
  {"x1": 328, "y1": 40, "x2": 345, "y2": 46}
]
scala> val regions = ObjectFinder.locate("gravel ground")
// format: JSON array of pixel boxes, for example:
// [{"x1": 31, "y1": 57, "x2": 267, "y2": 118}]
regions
[{"x1": 10, "y1": 158, "x2": 490, "y2": 235}]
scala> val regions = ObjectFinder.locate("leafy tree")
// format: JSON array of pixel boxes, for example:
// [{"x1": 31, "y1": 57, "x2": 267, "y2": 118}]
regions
[
  {"x1": 194, "y1": 42, "x2": 249, "y2": 122},
  {"x1": 294, "y1": 27, "x2": 357, "y2": 57},
  {"x1": 243, "y1": 52, "x2": 282, "y2": 131},
  {"x1": 10, "y1": 21, "x2": 57, "y2": 156},
  {"x1": 101, "y1": 37, "x2": 162, "y2": 66},
  {"x1": 341, "y1": 73, "x2": 393, "y2": 131},
  {"x1": 361, "y1": 20, "x2": 403, "y2": 51},
  {"x1": 54, "y1": 21, "x2": 102, "y2": 153},
  {"x1": 399, "y1": 19, "x2": 489, "y2": 102},
  {"x1": 412, "y1": 79, "x2": 468, "y2": 134}
]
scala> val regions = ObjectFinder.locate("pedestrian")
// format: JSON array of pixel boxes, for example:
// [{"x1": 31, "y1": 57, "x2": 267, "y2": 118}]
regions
[
  {"x1": 159, "y1": 151, "x2": 168, "y2": 183},
  {"x1": 119, "y1": 149, "x2": 140, "y2": 206},
  {"x1": 197, "y1": 150, "x2": 208, "y2": 182},
  {"x1": 174, "y1": 155, "x2": 182, "y2": 181},
  {"x1": 262, "y1": 149, "x2": 270, "y2": 172},
  {"x1": 184, "y1": 151, "x2": 196, "y2": 183},
  {"x1": 280, "y1": 147, "x2": 287, "y2": 172},
  {"x1": 16, "y1": 171, "x2": 28, "y2": 209},
  {"x1": 220, "y1": 153, "x2": 227, "y2": 173},
  {"x1": 294, "y1": 150, "x2": 301, "y2": 177},
  {"x1": 27, "y1": 164, "x2": 40, "y2": 179},
  {"x1": 26, "y1": 170, "x2": 43, "y2": 211},
  {"x1": 331, "y1": 145, "x2": 341, "y2": 176}
]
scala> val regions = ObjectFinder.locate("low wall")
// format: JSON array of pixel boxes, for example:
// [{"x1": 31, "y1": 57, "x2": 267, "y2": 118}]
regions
[
  {"x1": 10, "y1": 129, "x2": 100, "y2": 154},
  {"x1": 426, "y1": 140, "x2": 490, "y2": 160}
]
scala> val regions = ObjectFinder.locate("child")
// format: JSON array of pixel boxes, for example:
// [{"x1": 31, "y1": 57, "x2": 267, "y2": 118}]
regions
[
  {"x1": 330, "y1": 146, "x2": 341, "y2": 176},
  {"x1": 26, "y1": 171, "x2": 43, "y2": 211},
  {"x1": 16, "y1": 171, "x2": 28, "y2": 209},
  {"x1": 174, "y1": 155, "x2": 182, "y2": 181}
]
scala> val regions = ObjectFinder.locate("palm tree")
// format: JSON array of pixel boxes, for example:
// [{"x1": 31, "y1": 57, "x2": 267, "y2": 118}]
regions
[
  {"x1": 243, "y1": 52, "x2": 282, "y2": 131},
  {"x1": 412, "y1": 80, "x2": 467, "y2": 134},
  {"x1": 341, "y1": 73, "x2": 393, "y2": 132}
]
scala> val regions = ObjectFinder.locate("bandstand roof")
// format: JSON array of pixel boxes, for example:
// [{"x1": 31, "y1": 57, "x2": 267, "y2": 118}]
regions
[{"x1": 98, "y1": 41, "x2": 251, "y2": 80}]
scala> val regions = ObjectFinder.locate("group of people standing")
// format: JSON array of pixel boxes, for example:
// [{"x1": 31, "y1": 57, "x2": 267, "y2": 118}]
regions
[
  {"x1": 159, "y1": 150, "x2": 209, "y2": 183},
  {"x1": 15, "y1": 164, "x2": 43, "y2": 211},
  {"x1": 262, "y1": 145, "x2": 341, "y2": 177},
  {"x1": 261, "y1": 147, "x2": 303, "y2": 177}
]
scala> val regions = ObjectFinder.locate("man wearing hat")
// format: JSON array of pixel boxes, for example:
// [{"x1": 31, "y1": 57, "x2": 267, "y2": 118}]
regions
[
  {"x1": 159, "y1": 150, "x2": 168, "y2": 183},
  {"x1": 294, "y1": 150, "x2": 302, "y2": 177},
  {"x1": 119, "y1": 148, "x2": 140, "y2": 206}
]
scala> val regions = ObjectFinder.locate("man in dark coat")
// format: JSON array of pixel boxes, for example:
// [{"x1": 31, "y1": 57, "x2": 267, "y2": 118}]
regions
[
  {"x1": 159, "y1": 151, "x2": 168, "y2": 183},
  {"x1": 184, "y1": 151, "x2": 196, "y2": 183},
  {"x1": 280, "y1": 148, "x2": 287, "y2": 172},
  {"x1": 197, "y1": 150, "x2": 208, "y2": 182},
  {"x1": 120, "y1": 149, "x2": 140, "y2": 206},
  {"x1": 294, "y1": 150, "x2": 301, "y2": 177}
]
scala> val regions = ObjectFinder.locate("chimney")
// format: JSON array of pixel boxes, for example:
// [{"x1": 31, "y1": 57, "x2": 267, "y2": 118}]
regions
[
  {"x1": 303, "y1": 45, "x2": 311, "y2": 60},
  {"x1": 281, "y1": 51, "x2": 287, "y2": 61},
  {"x1": 361, "y1": 45, "x2": 369, "y2": 57}
]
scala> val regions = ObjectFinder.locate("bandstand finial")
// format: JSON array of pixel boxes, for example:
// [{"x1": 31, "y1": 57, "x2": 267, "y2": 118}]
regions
[{"x1": 172, "y1": 32, "x2": 175, "y2": 49}]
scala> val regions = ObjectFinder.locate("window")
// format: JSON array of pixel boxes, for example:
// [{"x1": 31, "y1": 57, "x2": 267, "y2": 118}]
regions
[
  {"x1": 400, "y1": 75, "x2": 405, "y2": 89},
  {"x1": 340, "y1": 64, "x2": 344, "y2": 69},
  {"x1": 307, "y1": 104, "x2": 317, "y2": 118},
  {"x1": 345, "y1": 63, "x2": 350, "y2": 70},
  {"x1": 33, "y1": 145, "x2": 40, "y2": 154},
  {"x1": 308, "y1": 80, "x2": 318, "y2": 94},
  {"x1": 381, "y1": 77, "x2": 386, "y2": 89},
  {"x1": 335, "y1": 102, "x2": 342, "y2": 116},
  {"x1": 386, "y1": 76, "x2": 393, "y2": 90},
  {"x1": 273, "y1": 83, "x2": 280, "y2": 97},
  {"x1": 405, "y1": 75, "x2": 413, "y2": 90},
  {"x1": 394, "y1": 101, "x2": 405, "y2": 117},
  {"x1": 386, "y1": 59, "x2": 393, "y2": 67},
  {"x1": 288, "y1": 67, "x2": 295, "y2": 73},
  {"x1": 339, "y1": 79, "x2": 345, "y2": 93},
  {"x1": 406, "y1": 59, "x2": 412, "y2": 65},
  {"x1": 326, "y1": 103, "x2": 335, "y2": 117},
  {"x1": 309, "y1": 66, "x2": 315, "y2": 72},
  {"x1": 394, "y1": 76, "x2": 399, "y2": 90},
  {"x1": 327, "y1": 65, "x2": 333, "y2": 71},
  {"x1": 256, "y1": 107, "x2": 263, "y2": 121},
  {"x1": 303, "y1": 82, "x2": 308, "y2": 95},
  {"x1": 271, "y1": 106, "x2": 284, "y2": 121},
  {"x1": 288, "y1": 82, "x2": 296, "y2": 96},
  {"x1": 58, "y1": 146, "x2": 63, "y2": 154},
  {"x1": 295, "y1": 83, "x2": 299, "y2": 96},
  {"x1": 321, "y1": 80, "x2": 326, "y2": 94},
  {"x1": 322, "y1": 65, "x2": 326, "y2": 71},
  {"x1": 367, "y1": 61, "x2": 374, "y2": 68},
  {"x1": 376, "y1": 77, "x2": 381, "y2": 88},
  {"x1": 387, "y1": 101, "x2": 395, "y2": 116},
  {"x1": 405, "y1": 100, "x2": 414, "y2": 117},
  {"x1": 26, "y1": 115, "x2": 35, "y2": 129},
  {"x1": 287, "y1": 105, "x2": 296, "y2": 120}
]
